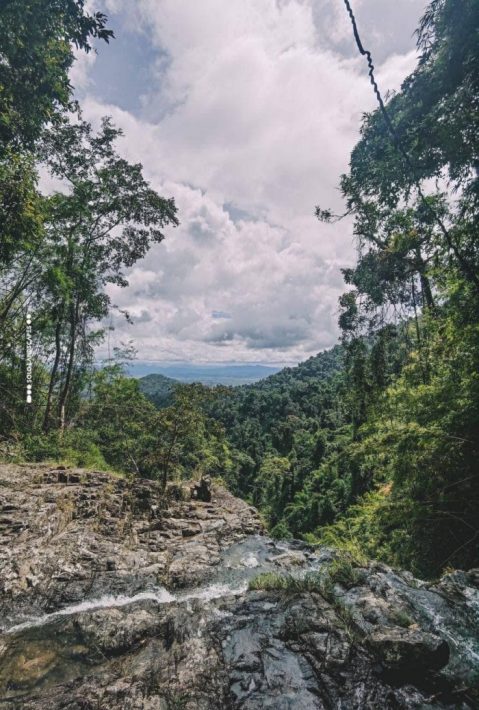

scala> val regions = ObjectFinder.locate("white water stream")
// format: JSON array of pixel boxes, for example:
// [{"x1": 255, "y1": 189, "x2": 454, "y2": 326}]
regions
[
  {"x1": 2, "y1": 538, "x2": 289, "y2": 635},
  {"x1": 4, "y1": 581, "x2": 253, "y2": 635},
  {"x1": 4, "y1": 534, "x2": 478, "y2": 685}
]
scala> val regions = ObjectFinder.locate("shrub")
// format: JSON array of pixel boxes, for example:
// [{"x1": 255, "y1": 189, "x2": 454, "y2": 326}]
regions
[
  {"x1": 270, "y1": 520, "x2": 294, "y2": 540},
  {"x1": 20, "y1": 430, "x2": 109, "y2": 470}
]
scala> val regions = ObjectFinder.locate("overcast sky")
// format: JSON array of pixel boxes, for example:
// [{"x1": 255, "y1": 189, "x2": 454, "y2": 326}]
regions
[{"x1": 72, "y1": 0, "x2": 427, "y2": 365}]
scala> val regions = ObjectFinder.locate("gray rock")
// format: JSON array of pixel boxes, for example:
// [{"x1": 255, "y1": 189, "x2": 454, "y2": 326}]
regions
[
  {"x1": 0, "y1": 464, "x2": 478, "y2": 709},
  {"x1": 368, "y1": 626, "x2": 450, "y2": 671}
]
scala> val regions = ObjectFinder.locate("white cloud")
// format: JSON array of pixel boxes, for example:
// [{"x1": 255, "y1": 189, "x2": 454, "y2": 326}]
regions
[
  {"x1": 77, "y1": 0, "x2": 419, "y2": 363},
  {"x1": 69, "y1": 46, "x2": 97, "y2": 91}
]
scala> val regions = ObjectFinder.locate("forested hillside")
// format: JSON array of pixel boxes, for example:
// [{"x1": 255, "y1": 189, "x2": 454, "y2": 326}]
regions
[
  {"x1": 315, "y1": 0, "x2": 479, "y2": 578},
  {"x1": 213, "y1": 0, "x2": 479, "y2": 578},
  {"x1": 211, "y1": 347, "x2": 348, "y2": 532},
  {"x1": 138, "y1": 373, "x2": 177, "y2": 408}
]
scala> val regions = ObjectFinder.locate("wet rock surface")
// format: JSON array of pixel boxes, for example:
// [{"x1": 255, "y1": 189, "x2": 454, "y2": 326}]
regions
[
  {"x1": 0, "y1": 463, "x2": 261, "y2": 625},
  {"x1": 367, "y1": 626, "x2": 450, "y2": 671},
  {"x1": 0, "y1": 464, "x2": 478, "y2": 709}
]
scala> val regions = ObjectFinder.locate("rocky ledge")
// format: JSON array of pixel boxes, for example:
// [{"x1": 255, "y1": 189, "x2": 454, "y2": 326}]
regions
[{"x1": 0, "y1": 464, "x2": 478, "y2": 709}]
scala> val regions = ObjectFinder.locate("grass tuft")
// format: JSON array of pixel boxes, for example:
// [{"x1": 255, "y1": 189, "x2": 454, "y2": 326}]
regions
[
  {"x1": 327, "y1": 556, "x2": 364, "y2": 589},
  {"x1": 248, "y1": 571, "x2": 324, "y2": 593}
]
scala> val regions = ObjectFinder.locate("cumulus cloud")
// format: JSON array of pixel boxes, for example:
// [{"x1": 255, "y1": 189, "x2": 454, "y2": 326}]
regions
[
  {"x1": 77, "y1": 0, "x2": 423, "y2": 363},
  {"x1": 69, "y1": 45, "x2": 97, "y2": 91}
]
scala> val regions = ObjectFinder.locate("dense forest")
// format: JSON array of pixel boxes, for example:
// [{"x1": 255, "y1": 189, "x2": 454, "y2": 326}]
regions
[
  {"x1": 0, "y1": 0, "x2": 478, "y2": 580},
  {"x1": 214, "y1": 0, "x2": 479, "y2": 577}
]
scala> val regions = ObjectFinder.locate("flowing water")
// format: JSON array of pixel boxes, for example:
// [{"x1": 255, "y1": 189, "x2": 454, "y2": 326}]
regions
[
  {"x1": 2, "y1": 536, "x2": 329, "y2": 636},
  {"x1": 2, "y1": 535, "x2": 479, "y2": 690}
]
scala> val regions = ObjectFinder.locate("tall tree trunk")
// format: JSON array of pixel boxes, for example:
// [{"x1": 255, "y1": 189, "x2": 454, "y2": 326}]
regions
[
  {"x1": 414, "y1": 248, "x2": 435, "y2": 312},
  {"x1": 420, "y1": 272, "x2": 435, "y2": 311},
  {"x1": 57, "y1": 299, "x2": 79, "y2": 431},
  {"x1": 42, "y1": 316, "x2": 63, "y2": 432},
  {"x1": 0, "y1": 253, "x2": 39, "y2": 326},
  {"x1": 411, "y1": 277, "x2": 428, "y2": 384}
]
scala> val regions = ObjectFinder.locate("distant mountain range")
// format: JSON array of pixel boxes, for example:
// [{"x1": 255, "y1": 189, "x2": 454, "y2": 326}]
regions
[
  {"x1": 136, "y1": 349, "x2": 344, "y2": 410},
  {"x1": 128, "y1": 362, "x2": 282, "y2": 386}
]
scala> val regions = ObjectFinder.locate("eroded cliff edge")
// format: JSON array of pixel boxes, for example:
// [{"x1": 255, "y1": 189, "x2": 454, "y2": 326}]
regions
[{"x1": 0, "y1": 463, "x2": 478, "y2": 709}]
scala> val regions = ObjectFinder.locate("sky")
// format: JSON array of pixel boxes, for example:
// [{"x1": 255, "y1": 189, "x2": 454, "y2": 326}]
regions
[{"x1": 70, "y1": 0, "x2": 427, "y2": 366}]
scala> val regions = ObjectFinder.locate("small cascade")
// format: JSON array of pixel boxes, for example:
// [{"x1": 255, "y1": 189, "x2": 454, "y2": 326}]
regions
[
  {"x1": 4, "y1": 588, "x2": 175, "y2": 635},
  {"x1": 1, "y1": 533, "x2": 478, "y2": 708},
  {"x1": 3, "y1": 536, "x2": 324, "y2": 636}
]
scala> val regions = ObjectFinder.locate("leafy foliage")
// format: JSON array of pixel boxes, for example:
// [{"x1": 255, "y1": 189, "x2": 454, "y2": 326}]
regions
[
  {"x1": 0, "y1": 2, "x2": 178, "y2": 444},
  {"x1": 138, "y1": 374, "x2": 177, "y2": 408},
  {"x1": 214, "y1": 0, "x2": 479, "y2": 577},
  {"x1": 309, "y1": 0, "x2": 479, "y2": 576},
  {"x1": 209, "y1": 347, "x2": 364, "y2": 536},
  {"x1": 0, "y1": 0, "x2": 113, "y2": 152}
]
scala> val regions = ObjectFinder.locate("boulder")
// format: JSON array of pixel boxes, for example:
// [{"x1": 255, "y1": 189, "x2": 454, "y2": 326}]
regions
[{"x1": 368, "y1": 626, "x2": 450, "y2": 672}]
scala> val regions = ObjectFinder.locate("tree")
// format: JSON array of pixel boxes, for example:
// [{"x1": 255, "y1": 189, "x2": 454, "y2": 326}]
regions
[
  {"x1": 149, "y1": 384, "x2": 217, "y2": 488},
  {"x1": 0, "y1": 1, "x2": 116, "y2": 442},
  {"x1": 81, "y1": 364, "x2": 157, "y2": 476},
  {"x1": 309, "y1": 0, "x2": 479, "y2": 575},
  {"x1": 253, "y1": 454, "x2": 293, "y2": 527},
  {"x1": 0, "y1": 0, "x2": 113, "y2": 154},
  {"x1": 328, "y1": 0, "x2": 479, "y2": 298},
  {"x1": 315, "y1": 0, "x2": 479, "y2": 407},
  {"x1": 0, "y1": 0, "x2": 114, "y2": 284},
  {"x1": 36, "y1": 114, "x2": 178, "y2": 431}
]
